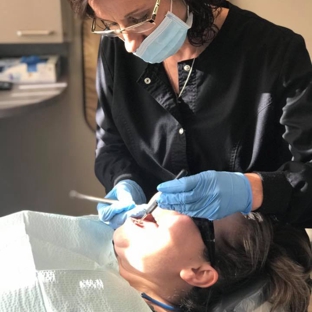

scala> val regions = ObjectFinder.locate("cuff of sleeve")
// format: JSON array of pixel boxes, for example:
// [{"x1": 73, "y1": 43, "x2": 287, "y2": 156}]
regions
[
  {"x1": 114, "y1": 174, "x2": 134, "y2": 186},
  {"x1": 114, "y1": 175, "x2": 147, "y2": 204},
  {"x1": 255, "y1": 171, "x2": 293, "y2": 216}
]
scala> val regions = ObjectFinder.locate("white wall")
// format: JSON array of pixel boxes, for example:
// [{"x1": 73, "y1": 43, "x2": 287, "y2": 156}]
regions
[
  {"x1": 0, "y1": 19, "x2": 103, "y2": 217},
  {"x1": 231, "y1": 0, "x2": 312, "y2": 59}
]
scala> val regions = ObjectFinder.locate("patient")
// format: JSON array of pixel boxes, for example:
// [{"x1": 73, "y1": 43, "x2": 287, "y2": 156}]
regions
[
  {"x1": 113, "y1": 209, "x2": 312, "y2": 312},
  {"x1": 1, "y1": 209, "x2": 310, "y2": 311}
]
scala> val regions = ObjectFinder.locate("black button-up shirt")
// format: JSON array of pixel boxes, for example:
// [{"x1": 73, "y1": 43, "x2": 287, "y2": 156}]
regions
[{"x1": 94, "y1": 3, "x2": 312, "y2": 227}]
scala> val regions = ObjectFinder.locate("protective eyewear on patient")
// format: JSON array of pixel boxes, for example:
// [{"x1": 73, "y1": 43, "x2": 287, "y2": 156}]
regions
[
  {"x1": 192, "y1": 218, "x2": 216, "y2": 266},
  {"x1": 91, "y1": 0, "x2": 161, "y2": 37}
]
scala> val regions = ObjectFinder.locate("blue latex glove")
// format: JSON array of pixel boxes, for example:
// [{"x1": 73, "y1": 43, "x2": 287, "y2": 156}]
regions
[
  {"x1": 97, "y1": 180, "x2": 147, "y2": 229},
  {"x1": 157, "y1": 171, "x2": 252, "y2": 220}
]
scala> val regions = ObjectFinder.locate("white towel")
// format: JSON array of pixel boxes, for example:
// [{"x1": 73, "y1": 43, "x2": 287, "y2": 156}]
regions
[{"x1": 0, "y1": 210, "x2": 151, "y2": 312}]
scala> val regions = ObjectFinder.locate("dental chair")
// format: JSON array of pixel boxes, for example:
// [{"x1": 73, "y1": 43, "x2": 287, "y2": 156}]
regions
[{"x1": 211, "y1": 276, "x2": 273, "y2": 312}]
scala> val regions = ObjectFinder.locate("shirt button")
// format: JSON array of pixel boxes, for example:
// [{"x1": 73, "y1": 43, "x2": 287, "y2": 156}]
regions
[
  {"x1": 179, "y1": 128, "x2": 184, "y2": 135},
  {"x1": 183, "y1": 65, "x2": 191, "y2": 71},
  {"x1": 144, "y1": 78, "x2": 151, "y2": 84}
]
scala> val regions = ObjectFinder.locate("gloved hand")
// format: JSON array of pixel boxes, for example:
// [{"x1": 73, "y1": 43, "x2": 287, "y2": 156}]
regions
[
  {"x1": 157, "y1": 170, "x2": 252, "y2": 220},
  {"x1": 97, "y1": 179, "x2": 147, "y2": 229}
]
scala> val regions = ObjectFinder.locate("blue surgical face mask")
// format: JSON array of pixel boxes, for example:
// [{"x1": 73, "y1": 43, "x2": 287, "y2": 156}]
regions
[{"x1": 133, "y1": 5, "x2": 193, "y2": 63}]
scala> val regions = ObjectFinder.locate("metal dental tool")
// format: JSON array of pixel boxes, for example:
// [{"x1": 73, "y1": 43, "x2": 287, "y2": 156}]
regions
[
  {"x1": 69, "y1": 190, "x2": 119, "y2": 205},
  {"x1": 139, "y1": 169, "x2": 188, "y2": 222}
]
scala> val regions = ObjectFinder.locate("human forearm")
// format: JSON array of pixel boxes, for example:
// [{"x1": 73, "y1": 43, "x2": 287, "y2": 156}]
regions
[
  {"x1": 256, "y1": 163, "x2": 312, "y2": 228},
  {"x1": 244, "y1": 173, "x2": 263, "y2": 210},
  {"x1": 95, "y1": 143, "x2": 143, "y2": 192}
]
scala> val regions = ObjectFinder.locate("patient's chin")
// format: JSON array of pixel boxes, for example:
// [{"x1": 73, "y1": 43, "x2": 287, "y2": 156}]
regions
[
  {"x1": 113, "y1": 218, "x2": 144, "y2": 247},
  {"x1": 113, "y1": 225, "x2": 130, "y2": 248}
]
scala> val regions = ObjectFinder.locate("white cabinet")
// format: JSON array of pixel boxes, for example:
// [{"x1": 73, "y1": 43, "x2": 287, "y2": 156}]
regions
[{"x1": 0, "y1": 0, "x2": 72, "y2": 44}]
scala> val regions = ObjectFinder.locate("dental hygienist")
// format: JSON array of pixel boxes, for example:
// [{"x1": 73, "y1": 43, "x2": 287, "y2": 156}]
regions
[{"x1": 68, "y1": 0, "x2": 312, "y2": 229}]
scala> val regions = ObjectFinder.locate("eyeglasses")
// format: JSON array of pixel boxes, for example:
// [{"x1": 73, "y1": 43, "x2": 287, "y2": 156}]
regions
[
  {"x1": 91, "y1": 0, "x2": 161, "y2": 37},
  {"x1": 192, "y1": 218, "x2": 216, "y2": 267}
]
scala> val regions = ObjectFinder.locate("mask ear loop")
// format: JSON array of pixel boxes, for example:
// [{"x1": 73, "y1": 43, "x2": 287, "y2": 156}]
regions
[
  {"x1": 170, "y1": 0, "x2": 173, "y2": 12},
  {"x1": 179, "y1": 0, "x2": 190, "y2": 20}
]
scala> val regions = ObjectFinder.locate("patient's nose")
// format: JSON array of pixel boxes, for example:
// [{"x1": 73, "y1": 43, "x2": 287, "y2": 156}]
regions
[{"x1": 122, "y1": 33, "x2": 146, "y2": 53}]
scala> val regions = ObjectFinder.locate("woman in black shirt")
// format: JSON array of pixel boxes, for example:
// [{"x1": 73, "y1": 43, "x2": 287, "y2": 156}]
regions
[{"x1": 68, "y1": 0, "x2": 312, "y2": 229}]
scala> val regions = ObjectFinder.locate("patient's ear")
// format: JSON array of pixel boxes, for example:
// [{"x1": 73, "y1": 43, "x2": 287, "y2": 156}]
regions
[{"x1": 180, "y1": 264, "x2": 218, "y2": 288}]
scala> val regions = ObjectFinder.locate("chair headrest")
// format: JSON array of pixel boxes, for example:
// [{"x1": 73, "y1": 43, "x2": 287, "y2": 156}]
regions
[{"x1": 212, "y1": 276, "x2": 270, "y2": 312}]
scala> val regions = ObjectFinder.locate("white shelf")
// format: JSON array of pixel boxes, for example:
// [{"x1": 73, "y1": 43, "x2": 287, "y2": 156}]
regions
[{"x1": 0, "y1": 81, "x2": 67, "y2": 118}]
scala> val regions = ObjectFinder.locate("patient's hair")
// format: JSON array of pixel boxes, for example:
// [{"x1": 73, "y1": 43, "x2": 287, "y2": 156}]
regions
[{"x1": 179, "y1": 213, "x2": 312, "y2": 312}]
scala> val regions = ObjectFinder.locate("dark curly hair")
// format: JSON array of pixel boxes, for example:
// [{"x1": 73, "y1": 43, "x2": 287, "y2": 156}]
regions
[
  {"x1": 184, "y1": 0, "x2": 225, "y2": 45},
  {"x1": 66, "y1": 0, "x2": 226, "y2": 45}
]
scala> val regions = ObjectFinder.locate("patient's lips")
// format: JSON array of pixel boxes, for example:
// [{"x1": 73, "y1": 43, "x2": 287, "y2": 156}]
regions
[
  {"x1": 131, "y1": 214, "x2": 157, "y2": 228},
  {"x1": 132, "y1": 218, "x2": 144, "y2": 227}
]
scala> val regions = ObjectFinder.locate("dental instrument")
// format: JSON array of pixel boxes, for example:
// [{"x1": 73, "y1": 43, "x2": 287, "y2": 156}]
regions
[
  {"x1": 139, "y1": 169, "x2": 188, "y2": 222},
  {"x1": 69, "y1": 190, "x2": 119, "y2": 205},
  {"x1": 70, "y1": 169, "x2": 187, "y2": 220}
]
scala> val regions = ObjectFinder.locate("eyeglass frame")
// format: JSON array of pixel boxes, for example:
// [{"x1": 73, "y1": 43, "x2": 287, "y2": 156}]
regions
[
  {"x1": 192, "y1": 218, "x2": 216, "y2": 267},
  {"x1": 91, "y1": 0, "x2": 161, "y2": 36}
]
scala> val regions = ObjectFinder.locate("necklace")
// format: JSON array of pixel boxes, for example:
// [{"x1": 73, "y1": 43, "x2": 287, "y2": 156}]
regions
[{"x1": 178, "y1": 58, "x2": 195, "y2": 98}]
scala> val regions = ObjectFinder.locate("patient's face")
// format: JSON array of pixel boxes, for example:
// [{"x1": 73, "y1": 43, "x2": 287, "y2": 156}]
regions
[{"x1": 113, "y1": 209, "x2": 206, "y2": 282}]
